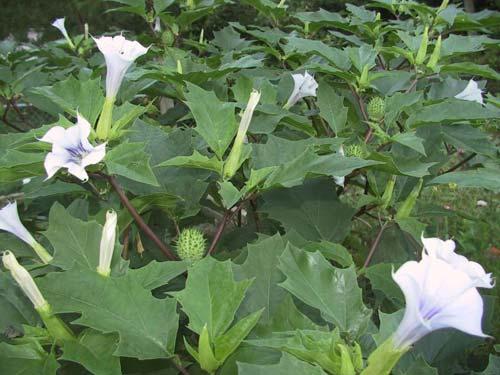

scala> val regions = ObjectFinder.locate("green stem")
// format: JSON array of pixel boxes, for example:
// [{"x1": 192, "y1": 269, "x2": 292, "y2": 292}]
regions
[
  {"x1": 36, "y1": 303, "x2": 75, "y2": 343},
  {"x1": 31, "y1": 241, "x2": 53, "y2": 264},
  {"x1": 96, "y1": 96, "x2": 115, "y2": 140}
]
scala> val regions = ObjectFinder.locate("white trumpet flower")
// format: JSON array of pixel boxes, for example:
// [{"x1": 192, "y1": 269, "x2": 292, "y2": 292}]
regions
[
  {"x1": 94, "y1": 35, "x2": 148, "y2": 139},
  {"x1": 97, "y1": 210, "x2": 117, "y2": 277},
  {"x1": 0, "y1": 202, "x2": 52, "y2": 263},
  {"x1": 421, "y1": 236, "x2": 494, "y2": 289},
  {"x1": 41, "y1": 114, "x2": 106, "y2": 182},
  {"x1": 94, "y1": 35, "x2": 148, "y2": 99},
  {"x1": 284, "y1": 71, "x2": 318, "y2": 109},
  {"x1": 454, "y1": 79, "x2": 484, "y2": 105},
  {"x1": 51, "y1": 18, "x2": 75, "y2": 49},
  {"x1": 392, "y1": 256, "x2": 489, "y2": 350},
  {"x1": 2, "y1": 251, "x2": 48, "y2": 309}
]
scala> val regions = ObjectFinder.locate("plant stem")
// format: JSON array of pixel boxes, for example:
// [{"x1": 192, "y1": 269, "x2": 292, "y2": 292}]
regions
[
  {"x1": 207, "y1": 205, "x2": 243, "y2": 256},
  {"x1": 440, "y1": 153, "x2": 477, "y2": 174},
  {"x1": 105, "y1": 174, "x2": 177, "y2": 261},
  {"x1": 363, "y1": 221, "x2": 389, "y2": 268}
]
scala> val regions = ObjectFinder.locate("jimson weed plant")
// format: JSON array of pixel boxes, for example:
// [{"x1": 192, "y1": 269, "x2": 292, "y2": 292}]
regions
[{"x1": 0, "y1": 0, "x2": 499, "y2": 374}]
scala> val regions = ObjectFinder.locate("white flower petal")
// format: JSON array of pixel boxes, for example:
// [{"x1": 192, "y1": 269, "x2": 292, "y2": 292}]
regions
[
  {"x1": 455, "y1": 79, "x2": 484, "y2": 105},
  {"x1": 40, "y1": 126, "x2": 67, "y2": 144},
  {"x1": 97, "y1": 210, "x2": 117, "y2": 276},
  {"x1": 44, "y1": 152, "x2": 67, "y2": 179},
  {"x1": 81, "y1": 143, "x2": 106, "y2": 167},
  {"x1": 66, "y1": 162, "x2": 89, "y2": 181},
  {"x1": 76, "y1": 113, "x2": 92, "y2": 139}
]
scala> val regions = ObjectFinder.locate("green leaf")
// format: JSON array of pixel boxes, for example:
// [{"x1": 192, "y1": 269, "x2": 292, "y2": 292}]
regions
[
  {"x1": 429, "y1": 168, "x2": 500, "y2": 192},
  {"x1": 440, "y1": 62, "x2": 500, "y2": 80},
  {"x1": 38, "y1": 266, "x2": 179, "y2": 360},
  {"x1": 233, "y1": 234, "x2": 288, "y2": 325},
  {"x1": 391, "y1": 132, "x2": 426, "y2": 156},
  {"x1": 219, "y1": 181, "x2": 244, "y2": 209},
  {"x1": 365, "y1": 263, "x2": 404, "y2": 308},
  {"x1": 127, "y1": 260, "x2": 187, "y2": 290},
  {"x1": 106, "y1": 142, "x2": 159, "y2": 186},
  {"x1": 261, "y1": 178, "x2": 355, "y2": 242},
  {"x1": 61, "y1": 329, "x2": 121, "y2": 375},
  {"x1": 0, "y1": 341, "x2": 59, "y2": 375},
  {"x1": 407, "y1": 99, "x2": 500, "y2": 126},
  {"x1": 28, "y1": 76, "x2": 105, "y2": 125},
  {"x1": 157, "y1": 150, "x2": 224, "y2": 175},
  {"x1": 317, "y1": 82, "x2": 348, "y2": 134},
  {"x1": 278, "y1": 244, "x2": 371, "y2": 338},
  {"x1": 440, "y1": 124, "x2": 496, "y2": 157},
  {"x1": 238, "y1": 352, "x2": 327, "y2": 374},
  {"x1": 44, "y1": 203, "x2": 122, "y2": 272},
  {"x1": 0, "y1": 271, "x2": 39, "y2": 332},
  {"x1": 214, "y1": 309, "x2": 264, "y2": 362},
  {"x1": 171, "y1": 256, "x2": 253, "y2": 338},
  {"x1": 184, "y1": 82, "x2": 238, "y2": 159}
]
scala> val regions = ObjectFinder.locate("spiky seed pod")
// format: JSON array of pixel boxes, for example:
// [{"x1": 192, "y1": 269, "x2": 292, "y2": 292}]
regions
[
  {"x1": 176, "y1": 228, "x2": 206, "y2": 262},
  {"x1": 367, "y1": 97, "x2": 386, "y2": 121}
]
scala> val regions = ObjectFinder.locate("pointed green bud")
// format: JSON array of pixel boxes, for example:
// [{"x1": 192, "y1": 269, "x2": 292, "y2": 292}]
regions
[
  {"x1": 223, "y1": 90, "x2": 261, "y2": 179},
  {"x1": 415, "y1": 26, "x2": 429, "y2": 65},
  {"x1": 352, "y1": 342, "x2": 363, "y2": 371},
  {"x1": 367, "y1": 97, "x2": 385, "y2": 121},
  {"x1": 176, "y1": 60, "x2": 183, "y2": 74},
  {"x1": 360, "y1": 336, "x2": 408, "y2": 375},
  {"x1": 381, "y1": 175, "x2": 397, "y2": 210},
  {"x1": 337, "y1": 344, "x2": 356, "y2": 375},
  {"x1": 426, "y1": 35, "x2": 442, "y2": 71},
  {"x1": 198, "y1": 324, "x2": 221, "y2": 374},
  {"x1": 176, "y1": 228, "x2": 206, "y2": 262},
  {"x1": 358, "y1": 65, "x2": 370, "y2": 90},
  {"x1": 396, "y1": 178, "x2": 423, "y2": 220}
]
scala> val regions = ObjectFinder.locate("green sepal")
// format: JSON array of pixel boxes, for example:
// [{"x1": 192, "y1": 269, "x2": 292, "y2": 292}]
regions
[
  {"x1": 36, "y1": 303, "x2": 75, "y2": 344},
  {"x1": 96, "y1": 96, "x2": 115, "y2": 141},
  {"x1": 415, "y1": 26, "x2": 429, "y2": 65},
  {"x1": 198, "y1": 324, "x2": 221, "y2": 374},
  {"x1": 360, "y1": 336, "x2": 408, "y2": 375},
  {"x1": 395, "y1": 178, "x2": 423, "y2": 220}
]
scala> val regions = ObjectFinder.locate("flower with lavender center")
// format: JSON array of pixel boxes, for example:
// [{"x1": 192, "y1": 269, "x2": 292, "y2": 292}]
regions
[
  {"x1": 41, "y1": 114, "x2": 106, "y2": 181},
  {"x1": 391, "y1": 255, "x2": 489, "y2": 349},
  {"x1": 284, "y1": 71, "x2": 318, "y2": 109}
]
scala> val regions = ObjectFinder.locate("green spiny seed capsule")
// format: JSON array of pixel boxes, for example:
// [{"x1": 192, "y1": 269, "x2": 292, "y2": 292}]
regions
[
  {"x1": 176, "y1": 228, "x2": 206, "y2": 262},
  {"x1": 345, "y1": 144, "x2": 365, "y2": 158},
  {"x1": 367, "y1": 96, "x2": 385, "y2": 121}
]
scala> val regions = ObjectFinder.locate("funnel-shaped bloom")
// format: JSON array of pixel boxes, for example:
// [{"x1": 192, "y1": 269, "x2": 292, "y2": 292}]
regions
[
  {"x1": 94, "y1": 35, "x2": 148, "y2": 99},
  {"x1": 223, "y1": 90, "x2": 261, "y2": 179},
  {"x1": 0, "y1": 202, "x2": 36, "y2": 245},
  {"x1": 392, "y1": 256, "x2": 489, "y2": 350},
  {"x1": 94, "y1": 35, "x2": 148, "y2": 140},
  {"x1": 454, "y1": 80, "x2": 484, "y2": 105},
  {"x1": 97, "y1": 210, "x2": 117, "y2": 277},
  {"x1": 2, "y1": 251, "x2": 48, "y2": 309},
  {"x1": 41, "y1": 114, "x2": 106, "y2": 181},
  {"x1": 0, "y1": 202, "x2": 52, "y2": 263},
  {"x1": 421, "y1": 236, "x2": 494, "y2": 289},
  {"x1": 284, "y1": 71, "x2": 318, "y2": 109},
  {"x1": 51, "y1": 18, "x2": 75, "y2": 49}
]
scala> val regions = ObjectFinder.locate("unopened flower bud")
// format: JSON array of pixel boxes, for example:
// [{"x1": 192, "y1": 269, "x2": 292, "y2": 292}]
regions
[
  {"x1": 97, "y1": 210, "x2": 117, "y2": 277},
  {"x1": 2, "y1": 251, "x2": 48, "y2": 309}
]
